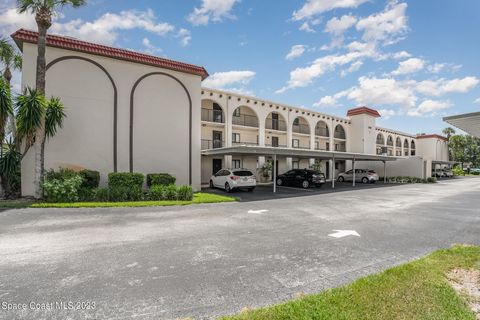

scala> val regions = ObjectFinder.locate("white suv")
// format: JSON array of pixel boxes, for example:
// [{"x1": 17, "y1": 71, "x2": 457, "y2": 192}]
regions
[{"x1": 210, "y1": 169, "x2": 256, "y2": 192}]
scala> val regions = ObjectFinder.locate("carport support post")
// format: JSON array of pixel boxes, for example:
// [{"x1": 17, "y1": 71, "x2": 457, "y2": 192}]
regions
[
  {"x1": 332, "y1": 154, "x2": 335, "y2": 189},
  {"x1": 273, "y1": 154, "x2": 277, "y2": 193},
  {"x1": 383, "y1": 160, "x2": 387, "y2": 183},
  {"x1": 352, "y1": 157, "x2": 356, "y2": 187}
]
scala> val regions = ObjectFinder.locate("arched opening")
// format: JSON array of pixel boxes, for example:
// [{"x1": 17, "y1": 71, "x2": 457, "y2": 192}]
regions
[
  {"x1": 315, "y1": 120, "x2": 330, "y2": 150},
  {"x1": 376, "y1": 133, "x2": 385, "y2": 145},
  {"x1": 292, "y1": 116, "x2": 310, "y2": 149},
  {"x1": 395, "y1": 137, "x2": 402, "y2": 156},
  {"x1": 232, "y1": 106, "x2": 259, "y2": 146},
  {"x1": 376, "y1": 133, "x2": 385, "y2": 155},
  {"x1": 333, "y1": 124, "x2": 346, "y2": 152},
  {"x1": 404, "y1": 138, "x2": 409, "y2": 156},
  {"x1": 201, "y1": 99, "x2": 225, "y2": 123},
  {"x1": 265, "y1": 112, "x2": 287, "y2": 148},
  {"x1": 386, "y1": 135, "x2": 394, "y2": 156},
  {"x1": 201, "y1": 99, "x2": 226, "y2": 150},
  {"x1": 410, "y1": 140, "x2": 416, "y2": 156}
]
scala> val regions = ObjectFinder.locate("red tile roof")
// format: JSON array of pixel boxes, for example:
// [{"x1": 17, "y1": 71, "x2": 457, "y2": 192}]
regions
[
  {"x1": 11, "y1": 29, "x2": 209, "y2": 80},
  {"x1": 416, "y1": 134, "x2": 448, "y2": 141},
  {"x1": 346, "y1": 106, "x2": 381, "y2": 118}
]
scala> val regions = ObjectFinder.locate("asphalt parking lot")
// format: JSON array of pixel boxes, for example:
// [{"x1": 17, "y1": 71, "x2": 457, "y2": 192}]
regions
[{"x1": 0, "y1": 177, "x2": 478, "y2": 320}]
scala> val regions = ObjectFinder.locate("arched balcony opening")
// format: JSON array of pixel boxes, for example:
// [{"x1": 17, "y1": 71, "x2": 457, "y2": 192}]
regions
[
  {"x1": 232, "y1": 106, "x2": 259, "y2": 146},
  {"x1": 333, "y1": 124, "x2": 346, "y2": 152},
  {"x1": 395, "y1": 137, "x2": 402, "y2": 156},
  {"x1": 265, "y1": 112, "x2": 287, "y2": 148},
  {"x1": 292, "y1": 116, "x2": 310, "y2": 149},
  {"x1": 201, "y1": 99, "x2": 226, "y2": 150},
  {"x1": 376, "y1": 133, "x2": 385, "y2": 155},
  {"x1": 314, "y1": 120, "x2": 330, "y2": 151},
  {"x1": 404, "y1": 138, "x2": 409, "y2": 156},
  {"x1": 410, "y1": 140, "x2": 416, "y2": 156},
  {"x1": 386, "y1": 135, "x2": 394, "y2": 156}
]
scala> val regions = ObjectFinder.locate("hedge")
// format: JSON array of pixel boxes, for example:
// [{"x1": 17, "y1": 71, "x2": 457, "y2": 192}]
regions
[
  {"x1": 79, "y1": 169, "x2": 100, "y2": 189},
  {"x1": 108, "y1": 172, "x2": 144, "y2": 189},
  {"x1": 146, "y1": 173, "x2": 176, "y2": 187}
]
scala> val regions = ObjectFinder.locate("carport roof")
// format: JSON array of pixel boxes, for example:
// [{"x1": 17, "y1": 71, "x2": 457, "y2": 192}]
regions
[
  {"x1": 443, "y1": 111, "x2": 480, "y2": 138},
  {"x1": 201, "y1": 145, "x2": 400, "y2": 161}
]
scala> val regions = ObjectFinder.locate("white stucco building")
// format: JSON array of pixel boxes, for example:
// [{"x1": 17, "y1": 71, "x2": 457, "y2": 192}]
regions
[{"x1": 12, "y1": 29, "x2": 450, "y2": 196}]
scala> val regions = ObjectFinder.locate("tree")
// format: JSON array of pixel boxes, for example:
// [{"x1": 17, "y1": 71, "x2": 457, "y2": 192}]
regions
[
  {"x1": 442, "y1": 127, "x2": 455, "y2": 139},
  {"x1": 448, "y1": 134, "x2": 480, "y2": 168},
  {"x1": 17, "y1": 0, "x2": 86, "y2": 198}
]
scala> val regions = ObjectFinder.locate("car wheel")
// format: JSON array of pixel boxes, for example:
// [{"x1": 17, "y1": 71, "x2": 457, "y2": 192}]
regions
[
  {"x1": 302, "y1": 180, "x2": 310, "y2": 189},
  {"x1": 276, "y1": 178, "x2": 283, "y2": 186},
  {"x1": 362, "y1": 177, "x2": 369, "y2": 184},
  {"x1": 337, "y1": 176, "x2": 344, "y2": 182},
  {"x1": 209, "y1": 180, "x2": 214, "y2": 188},
  {"x1": 225, "y1": 182, "x2": 232, "y2": 193},
  {"x1": 248, "y1": 187, "x2": 255, "y2": 192}
]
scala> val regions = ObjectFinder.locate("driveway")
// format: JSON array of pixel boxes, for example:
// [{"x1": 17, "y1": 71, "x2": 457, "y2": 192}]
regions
[{"x1": 0, "y1": 177, "x2": 479, "y2": 320}]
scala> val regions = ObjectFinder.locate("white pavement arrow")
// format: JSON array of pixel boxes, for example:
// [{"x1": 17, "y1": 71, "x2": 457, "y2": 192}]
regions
[
  {"x1": 328, "y1": 230, "x2": 360, "y2": 238},
  {"x1": 248, "y1": 209, "x2": 269, "y2": 214}
]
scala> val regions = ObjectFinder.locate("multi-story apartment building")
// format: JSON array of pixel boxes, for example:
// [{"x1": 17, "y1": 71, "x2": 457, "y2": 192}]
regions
[{"x1": 13, "y1": 29, "x2": 449, "y2": 195}]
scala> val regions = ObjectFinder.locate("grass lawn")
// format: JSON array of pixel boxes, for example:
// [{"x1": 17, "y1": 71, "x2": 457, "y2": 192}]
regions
[
  {"x1": 222, "y1": 245, "x2": 480, "y2": 320},
  {"x1": 0, "y1": 193, "x2": 236, "y2": 209}
]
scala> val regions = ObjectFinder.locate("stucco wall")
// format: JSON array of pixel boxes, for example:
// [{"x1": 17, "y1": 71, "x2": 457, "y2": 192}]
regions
[{"x1": 21, "y1": 43, "x2": 202, "y2": 196}]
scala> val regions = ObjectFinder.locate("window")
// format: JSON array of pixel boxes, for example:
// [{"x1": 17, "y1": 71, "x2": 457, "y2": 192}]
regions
[
  {"x1": 292, "y1": 161, "x2": 299, "y2": 169},
  {"x1": 326, "y1": 142, "x2": 330, "y2": 151},
  {"x1": 232, "y1": 160, "x2": 241, "y2": 168},
  {"x1": 232, "y1": 133, "x2": 240, "y2": 143},
  {"x1": 315, "y1": 141, "x2": 319, "y2": 150},
  {"x1": 293, "y1": 118, "x2": 299, "y2": 125},
  {"x1": 272, "y1": 136, "x2": 279, "y2": 147},
  {"x1": 233, "y1": 108, "x2": 241, "y2": 117},
  {"x1": 292, "y1": 139, "x2": 299, "y2": 148}
]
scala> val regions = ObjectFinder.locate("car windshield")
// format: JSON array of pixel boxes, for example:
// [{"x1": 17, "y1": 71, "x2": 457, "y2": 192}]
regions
[
  {"x1": 233, "y1": 170, "x2": 254, "y2": 176},
  {"x1": 368, "y1": 170, "x2": 376, "y2": 174}
]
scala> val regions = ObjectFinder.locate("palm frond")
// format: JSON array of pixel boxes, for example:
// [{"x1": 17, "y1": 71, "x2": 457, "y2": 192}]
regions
[
  {"x1": 45, "y1": 96, "x2": 66, "y2": 139},
  {"x1": 0, "y1": 79, "x2": 13, "y2": 142},
  {"x1": 15, "y1": 87, "x2": 46, "y2": 147}
]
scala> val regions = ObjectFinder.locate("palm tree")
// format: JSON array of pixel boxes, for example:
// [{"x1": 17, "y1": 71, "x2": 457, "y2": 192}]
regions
[
  {"x1": 0, "y1": 38, "x2": 22, "y2": 150},
  {"x1": 17, "y1": 0, "x2": 86, "y2": 198},
  {"x1": 442, "y1": 127, "x2": 455, "y2": 139}
]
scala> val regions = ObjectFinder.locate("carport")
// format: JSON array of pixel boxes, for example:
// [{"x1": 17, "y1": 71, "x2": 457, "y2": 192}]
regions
[
  {"x1": 202, "y1": 146, "x2": 399, "y2": 193},
  {"x1": 432, "y1": 160, "x2": 458, "y2": 176}
]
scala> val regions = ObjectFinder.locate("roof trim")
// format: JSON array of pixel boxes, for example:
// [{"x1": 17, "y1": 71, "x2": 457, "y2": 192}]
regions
[
  {"x1": 11, "y1": 29, "x2": 209, "y2": 80},
  {"x1": 416, "y1": 134, "x2": 448, "y2": 142},
  {"x1": 347, "y1": 106, "x2": 381, "y2": 118}
]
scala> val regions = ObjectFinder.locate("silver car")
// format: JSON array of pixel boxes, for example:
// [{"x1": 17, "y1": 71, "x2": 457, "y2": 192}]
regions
[{"x1": 337, "y1": 169, "x2": 379, "y2": 184}]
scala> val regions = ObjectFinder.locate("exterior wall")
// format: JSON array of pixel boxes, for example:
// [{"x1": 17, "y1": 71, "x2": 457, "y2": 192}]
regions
[
  {"x1": 21, "y1": 43, "x2": 202, "y2": 195},
  {"x1": 349, "y1": 114, "x2": 377, "y2": 154},
  {"x1": 355, "y1": 157, "x2": 425, "y2": 178},
  {"x1": 416, "y1": 137, "x2": 449, "y2": 162}
]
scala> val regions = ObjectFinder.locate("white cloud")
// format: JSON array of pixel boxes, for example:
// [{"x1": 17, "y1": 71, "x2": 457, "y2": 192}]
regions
[
  {"x1": 142, "y1": 37, "x2": 162, "y2": 54},
  {"x1": 356, "y1": 1, "x2": 408, "y2": 45},
  {"x1": 187, "y1": 0, "x2": 240, "y2": 26},
  {"x1": 391, "y1": 58, "x2": 425, "y2": 75},
  {"x1": 293, "y1": 0, "x2": 369, "y2": 21},
  {"x1": 325, "y1": 14, "x2": 357, "y2": 35},
  {"x1": 474, "y1": 97, "x2": 480, "y2": 105},
  {"x1": 415, "y1": 77, "x2": 479, "y2": 96},
  {"x1": 202, "y1": 70, "x2": 256, "y2": 89},
  {"x1": 176, "y1": 28, "x2": 192, "y2": 46},
  {"x1": 313, "y1": 95, "x2": 338, "y2": 107},
  {"x1": 286, "y1": 45, "x2": 307, "y2": 60},
  {"x1": 392, "y1": 51, "x2": 411, "y2": 59},
  {"x1": 427, "y1": 63, "x2": 445, "y2": 74},
  {"x1": 0, "y1": 6, "x2": 36, "y2": 35},
  {"x1": 341, "y1": 60, "x2": 363, "y2": 77},
  {"x1": 407, "y1": 99, "x2": 451, "y2": 117},
  {"x1": 378, "y1": 108, "x2": 397, "y2": 119}
]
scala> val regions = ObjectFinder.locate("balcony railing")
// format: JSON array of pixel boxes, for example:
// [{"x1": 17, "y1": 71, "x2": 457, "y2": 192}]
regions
[
  {"x1": 232, "y1": 141, "x2": 259, "y2": 146},
  {"x1": 201, "y1": 139, "x2": 224, "y2": 150},
  {"x1": 315, "y1": 127, "x2": 329, "y2": 137},
  {"x1": 292, "y1": 123, "x2": 310, "y2": 134},
  {"x1": 232, "y1": 114, "x2": 259, "y2": 128},
  {"x1": 265, "y1": 119, "x2": 287, "y2": 131},
  {"x1": 334, "y1": 145, "x2": 346, "y2": 152},
  {"x1": 201, "y1": 108, "x2": 224, "y2": 123},
  {"x1": 315, "y1": 146, "x2": 329, "y2": 151},
  {"x1": 292, "y1": 144, "x2": 310, "y2": 149},
  {"x1": 265, "y1": 143, "x2": 288, "y2": 148}
]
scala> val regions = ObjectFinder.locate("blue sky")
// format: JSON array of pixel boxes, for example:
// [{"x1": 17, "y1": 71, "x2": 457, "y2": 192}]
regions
[{"x1": 1, "y1": 0, "x2": 479, "y2": 135}]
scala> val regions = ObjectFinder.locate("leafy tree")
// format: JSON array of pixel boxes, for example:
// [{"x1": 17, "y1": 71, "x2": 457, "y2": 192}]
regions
[
  {"x1": 17, "y1": 0, "x2": 86, "y2": 198},
  {"x1": 448, "y1": 134, "x2": 480, "y2": 168},
  {"x1": 442, "y1": 127, "x2": 455, "y2": 139}
]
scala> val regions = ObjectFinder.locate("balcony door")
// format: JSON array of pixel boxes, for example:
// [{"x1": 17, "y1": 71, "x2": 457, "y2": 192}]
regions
[
  {"x1": 213, "y1": 131, "x2": 223, "y2": 148},
  {"x1": 272, "y1": 113, "x2": 279, "y2": 130},
  {"x1": 272, "y1": 136, "x2": 279, "y2": 147}
]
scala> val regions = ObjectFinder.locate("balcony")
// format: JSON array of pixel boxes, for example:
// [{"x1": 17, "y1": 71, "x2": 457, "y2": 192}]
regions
[
  {"x1": 232, "y1": 114, "x2": 259, "y2": 128},
  {"x1": 292, "y1": 123, "x2": 310, "y2": 135},
  {"x1": 315, "y1": 127, "x2": 329, "y2": 137},
  {"x1": 232, "y1": 141, "x2": 259, "y2": 146},
  {"x1": 265, "y1": 119, "x2": 287, "y2": 131},
  {"x1": 201, "y1": 139, "x2": 224, "y2": 150},
  {"x1": 265, "y1": 143, "x2": 288, "y2": 148},
  {"x1": 334, "y1": 145, "x2": 346, "y2": 152},
  {"x1": 201, "y1": 108, "x2": 224, "y2": 123}
]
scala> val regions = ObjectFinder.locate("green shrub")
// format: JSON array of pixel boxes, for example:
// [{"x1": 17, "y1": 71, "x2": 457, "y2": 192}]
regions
[
  {"x1": 42, "y1": 175, "x2": 83, "y2": 202},
  {"x1": 177, "y1": 185, "x2": 194, "y2": 201},
  {"x1": 94, "y1": 187, "x2": 110, "y2": 202},
  {"x1": 148, "y1": 185, "x2": 166, "y2": 200},
  {"x1": 108, "y1": 185, "x2": 143, "y2": 202},
  {"x1": 44, "y1": 168, "x2": 78, "y2": 181},
  {"x1": 146, "y1": 173, "x2": 176, "y2": 187},
  {"x1": 78, "y1": 187, "x2": 96, "y2": 201},
  {"x1": 164, "y1": 185, "x2": 177, "y2": 200},
  {"x1": 79, "y1": 169, "x2": 100, "y2": 189},
  {"x1": 108, "y1": 172, "x2": 144, "y2": 189},
  {"x1": 427, "y1": 177, "x2": 437, "y2": 183}
]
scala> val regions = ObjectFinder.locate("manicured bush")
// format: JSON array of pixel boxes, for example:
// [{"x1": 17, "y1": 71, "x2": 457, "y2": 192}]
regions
[
  {"x1": 79, "y1": 169, "x2": 100, "y2": 189},
  {"x1": 108, "y1": 185, "x2": 143, "y2": 202},
  {"x1": 177, "y1": 185, "x2": 194, "y2": 201},
  {"x1": 427, "y1": 177, "x2": 437, "y2": 183},
  {"x1": 146, "y1": 173, "x2": 176, "y2": 187},
  {"x1": 42, "y1": 175, "x2": 83, "y2": 203},
  {"x1": 164, "y1": 185, "x2": 177, "y2": 200},
  {"x1": 78, "y1": 187, "x2": 96, "y2": 202},
  {"x1": 44, "y1": 168, "x2": 78, "y2": 181},
  {"x1": 108, "y1": 172, "x2": 144, "y2": 189},
  {"x1": 94, "y1": 187, "x2": 109, "y2": 202},
  {"x1": 149, "y1": 185, "x2": 165, "y2": 200}
]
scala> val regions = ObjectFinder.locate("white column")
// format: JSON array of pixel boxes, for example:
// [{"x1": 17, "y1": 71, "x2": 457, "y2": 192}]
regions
[
  {"x1": 286, "y1": 157, "x2": 293, "y2": 170},
  {"x1": 309, "y1": 158, "x2": 315, "y2": 168},
  {"x1": 258, "y1": 120, "x2": 266, "y2": 147},
  {"x1": 224, "y1": 155, "x2": 232, "y2": 169}
]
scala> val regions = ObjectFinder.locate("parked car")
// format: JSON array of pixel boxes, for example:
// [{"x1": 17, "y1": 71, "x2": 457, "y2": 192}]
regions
[
  {"x1": 210, "y1": 168, "x2": 256, "y2": 192},
  {"x1": 276, "y1": 169, "x2": 326, "y2": 188},
  {"x1": 443, "y1": 169, "x2": 454, "y2": 178},
  {"x1": 432, "y1": 169, "x2": 452, "y2": 178},
  {"x1": 337, "y1": 169, "x2": 379, "y2": 184}
]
